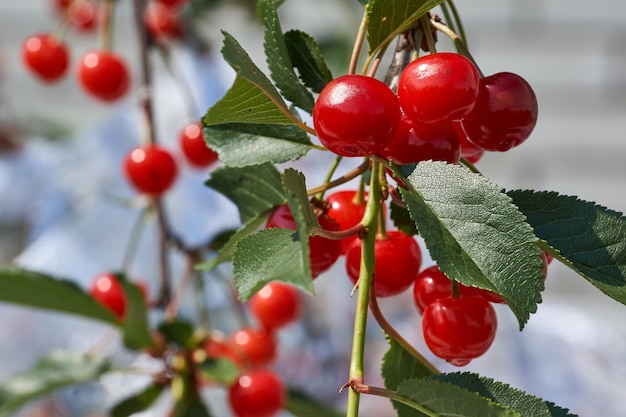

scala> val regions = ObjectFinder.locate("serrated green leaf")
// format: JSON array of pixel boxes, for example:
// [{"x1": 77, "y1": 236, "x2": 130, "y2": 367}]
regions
[
  {"x1": 390, "y1": 199, "x2": 418, "y2": 236},
  {"x1": 158, "y1": 320, "x2": 196, "y2": 349},
  {"x1": 0, "y1": 267, "x2": 117, "y2": 324},
  {"x1": 110, "y1": 383, "x2": 166, "y2": 417},
  {"x1": 397, "y1": 378, "x2": 520, "y2": 417},
  {"x1": 284, "y1": 30, "x2": 334, "y2": 93},
  {"x1": 397, "y1": 161, "x2": 544, "y2": 329},
  {"x1": 0, "y1": 350, "x2": 111, "y2": 417},
  {"x1": 256, "y1": 0, "x2": 286, "y2": 20},
  {"x1": 285, "y1": 388, "x2": 344, "y2": 417},
  {"x1": 233, "y1": 228, "x2": 314, "y2": 301},
  {"x1": 205, "y1": 163, "x2": 285, "y2": 223},
  {"x1": 366, "y1": 0, "x2": 445, "y2": 55},
  {"x1": 432, "y1": 372, "x2": 578, "y2": 417},
  {"x1": 197, "y1": 358, "x2": 239, "y2": 385},
  {"x1": 196, "y1": 213, "x2": 271, "y2": 271},
  {"x1": 203, "y1": 123, "x2": 314, "y2": 167},
  {"x1": 508, "y1": 190, "x2": 626, "y2": 306},
  {"x1": 260, "y1": 0, "x2": 315, "y2": 113},
  {"x1": 282, "y1": 168, "x2": 319, "y2": 230},
  {"x1": 382, "y1": 337, "x2": 435, "y2": 417},
  {"x1": 119, "y1": 277, "x2": 154, "y2": 351}
]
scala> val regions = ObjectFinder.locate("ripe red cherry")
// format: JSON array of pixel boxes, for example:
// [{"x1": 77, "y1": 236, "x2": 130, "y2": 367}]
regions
[
  {"x1": 346, "y1": 231, "x2": 422, "y2": 297},
  {"x1": 229, "y1": 327, "x2": 277, "y2": 368},
  {"x1": 325, "y1": 190, "x2": 367, "y2": 254},
  {"x1": 249, "y1": 282, "x2": 302, "y2": 331},
  {"x1": 454, "y1": 123, "x2": 484, "y2": 164},
  {"x1": 266, "y1": 204, "x2": 342, "y2": 278},
  {"x1": 379, "y1": 115, "x2": 461, "y2": 165},
  {"x1": 89, "y1": 273, "x2": 126, "y2": 319},
  {"x1": 123, "y1": 146, "x2": 178, "y2": 195},
  {"x1": 313, "y1": 75, "x2": 401, "y2": 157},
  {"x1": 68, "y1": 0, "x2": 97, "y2": 31},
  {"x1": 422, "y1": 296, "x2": 497, "y2": 366},
  {"x1": 22, "y1": 34, "x2": 70, "y2": 83},
  {"x1": 178, "y1": 122, "x2": 218, "y2": 168},
  {"x1": 77, "y1": 51, "x2": 130, "y2": 102},
  {"x1": 412, "y1": 265, "x2": 479, "y2": 314},
  {"x1": 398, "y1": 52, "x2": 480, "y2": 125},
  {"x1": 462, "y1": 72, "x2": 538, "y2": 152},
  {"x1": 144, "y1": 1, "x2": 182, "y2": 40},
  {"x1": 154, "y1": 0, "x2": 188, "y2": 7},
  {"x1": 228, "y1": 369, "x2": 286, "y2": 417}
]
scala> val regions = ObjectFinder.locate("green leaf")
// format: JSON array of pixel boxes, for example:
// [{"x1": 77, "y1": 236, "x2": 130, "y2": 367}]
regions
[
  {"x1": 203, "y1": 123, "x2": 314, "y2": 167},
  {"x1": 366, "y1": 0, "x2": 445, "y2": 55},
  {"x1": 197, "y1": 358, "x2": 239, "y2": 385},
  {"x1": 390, "y1": 199, "x2": 418, "y2": 236},
  {"x1": 119, "y1": 277, "x2": 154, "y2": 351},
  {"x1": 381, "y1": 337, "x2": 435, "y2": 417},
  {"x1": 233, "y1": 227, "x2": 314, "y2": 301},
  {"x1": 260, "y1": 0, "x2": 315, "y2": 113},
  {"x1": 158, "y1": 320, "x2": 196, "y2": 349},
  {"x1": 110, "y1": 383, "x2": 166, "y2": 417},
  {"x1": 432, "y1": 372, "x2": 578, "y2": 417},
  {"x1": 397, "y1": 161, "x2": 544, "y2": 329},
  {"x1": 171, "y1": 395, "x2": 213, "y2": 417},
  {"x1": 0, "y1": 267, "x2": 117, "y2": 324},
  {"x1": 196, "y1": 213, "x2": 271, "y2": 271},
  {"x1": 397, "y1": 377, "x2": 520, "y2": 417},
  {"x1": 285, "y1": 388, "x2": 344, "y2": 417},
  {"x1": 205, "y1": 163, "x2": 285, "y2": 223},
  {"x1": 0, "y1": 350, "x2": 111, "y2": 417},
  {"x1": 508, "y1": 190, "x2": 626, "y2": 306},
  {"x1": 284, "y1": 30, "x2": 334, "y2": 93},
  {"x1": 282, "y1": 168, "x2": 319, "y2": 230}
]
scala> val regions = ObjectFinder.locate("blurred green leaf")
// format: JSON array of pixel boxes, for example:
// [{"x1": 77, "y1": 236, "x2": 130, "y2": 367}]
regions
[
  {"x1": 285, "y1": 388, "x2": 344, "y2": 417},
  {"x1": 110, "y1": 383, "x2": 166, "y2": 417}
]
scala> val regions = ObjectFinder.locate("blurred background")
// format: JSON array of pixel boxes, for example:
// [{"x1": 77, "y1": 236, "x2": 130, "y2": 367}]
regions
[{"x1": 0, "y1": 0, "x2": 625, "y2": 416}]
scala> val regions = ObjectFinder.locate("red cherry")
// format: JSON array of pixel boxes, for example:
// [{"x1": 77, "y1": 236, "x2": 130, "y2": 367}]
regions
[
  {"x1": 22, "y1": 34, "x2": 70, "y2": 83},
  {"x1": 228, "y1": 369, "x2": 286, "y2": 417},
  {"x1": 379, "y1": 115, "x2": 461, "y2": 165},
  {"x1": 229, "y1": 327, "x2": 277, "y2": 368},
  {"x1": 68, "y1": 0, "x2": 97, "y2": 31},
  {"x1": 52, "y1": 0, "x2": 71, "y2": 10},
  {"x1": 178, "y1": 122, "x2": 218, "y2": 168},
  {"x1": 77, "y1": 51, "x2": 130, "y2": 102},
  {"x1": 266, "y1": 204, "x2": 342, "y2": 278},
  {"x1": 313, "y1": 75, "x2": 401, "y2": 157},
  {"x1": 144, "y1": 1, "x2": 182, "y2": 40},
  {"x1": 203, "y1": 337, "x2": 244, "y2": 369},
  {"x1": 398, "y1": 52, "x2": 480, "y2": 125},
  {"x1": 123, "y1": 145, "x2": 178, "y2": 195},
  {"x1": 249, "y1": 282, "x2": 302, "y2": 331},
  {"x1": 325, "y1": 190, "x2": 367, "y2": 254},
  {"x1": 454, "y1": 122, "x2": 484, "y2": 164},
  {"x1": 154, "y1": 0, "x2": 188, "y2": 7},
  {"x1": 422, "y1": 296, "x2": 497, "y2": 366},
  {"x1": 345, "y1": 231, "x2": 422, "y2": 297},
  {"x1": 89, "y1": 273, "x2": 126, "y2": 319},
  {"x1": 412, "y1": 265, "x2": 479, "y2": 314},
  {"x1": 462, "y1": 72, "x2": 538, "y2": 152}
]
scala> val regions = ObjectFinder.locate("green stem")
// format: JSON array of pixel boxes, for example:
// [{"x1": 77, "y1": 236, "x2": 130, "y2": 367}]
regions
[
  {"x1": 430, "y1": 18, "x2": 483, "y2": 77},
  {"x1": 317, "y1": 156, "x2": 343, "y2": 201},
  {"x1": 307, "y1": 160, "x2": 370, "y2": 196},
  {"x1": 348, "y1": 12, "x2": 368, "y2": 75},
  {"x1": 345, "y1": 160, "x2": 382, "y2": 417},
  {"x1": 439, "y1": 2, "x2": 457, "y2": 35},
  {"x1": 121, "y1": 207, "x2": 149, "y2": 273},
  {"x1": 191, "y1": 262, "x2": 211, "y2": 333},
  {"x1": 99, "y1": 0, "x2": 115, "y2": 51},
  {"x1": 420, "y1": 15, "x2": 437, "y2": 54},
  {"x1": 446, "y1": 0, "x2": 468, "y2": 47}
]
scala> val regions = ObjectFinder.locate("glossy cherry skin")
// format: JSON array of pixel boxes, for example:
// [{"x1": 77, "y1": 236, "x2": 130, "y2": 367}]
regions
[
  {"x1": 229, "y1": 327, "x2": 277, "y2": 369},
  {"x1": 422, "y1": 295, "x2": 497, "y2": 366},
  {"x1": 178, "y1": 122, "x2": 218, "y2": 168},
  {"x1": 398, "y1": 53, "x2": 480, "y2": 125},
  {"x1": 123, "y1": 146, "x2": 178, "y2": 195},
  {"x1": 68, "y1": 0, "x2": 97, "y2": 31},
  {"x1": 77, "y1": 51, "x2": 130, "y2": 102},
  {"x1": 454, "y1": 122, "x2": 484, "y2": 164},
  {"x1": 229, "y1": 369, "x2": 286, "y2": 417},
  {"x1": 249, "y1": 282, "x2": 302, "y2": 331},
  {"x1": 346, "y1": 231, "x2": 422, "y2": 297},
  {"x1": 22, "y1": 34, "x2": 70, "y2": 83},
  {"x1": 380, "y1": 115, "x2": 461, "y2": 165},
  {"x1": 462, "y1": 72, "x2": 538, "y2": 152},
  {"x1": 89, "y1": 273, "x2": 126, "y2": 319},
  {"x1": 325, "y1": 190, "x2": 367, "y2": 254},
  {"x1": 313, "y1": 75, "x2": 401, "y2": 157},
  {"x1": 144, "y1": 1, "x2": 182, "y2": 40},
  {"x1": 412, "y1": 265, "x2": 479, "y2": 314},
  {"x1": 266, "y1": 204, "x2": 342, "y2": 278}
]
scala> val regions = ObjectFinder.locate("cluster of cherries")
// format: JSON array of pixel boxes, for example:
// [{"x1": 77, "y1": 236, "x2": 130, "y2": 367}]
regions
[
  {"x1": 313, "y1": 52, "x2": 538, "y2": 164},
  {"x1": 89, "y1": 272, "x2": 301, "y2": 417}
]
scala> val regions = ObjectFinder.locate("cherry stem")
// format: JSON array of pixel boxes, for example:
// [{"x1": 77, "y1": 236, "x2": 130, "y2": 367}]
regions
[
  {"x1": 459, "y1": 156, "x2": 481, "y2": 174},
  {"x1": 345, "y1": 160, "x2": 382, "y2": 417},
  {"x1": 429, "y1": 18, "x2": 484, "y2": 77},
  {"x1": 420, "y1": 15, "x2": 437, "y2": 54},
  {"x1": 388, "y1": 186, "x2": 406, "y2": 209},
  {"x1": 348, "y1": 12, "x2": 368, "y2": 75},
  {"x1": 310, "y1": 223, "x2": 365, "y2": 241},
  {"x1": 99, "y1": 0, "x2": 115, "y2": 51},
  {"x1": 439, "y1": 2, "x2": 457, "y2": 37},
  {"x1": 369, "y1": 289, "x2": 440, "y2": 374},
  {"x1": 317, "y1": 155, "x2": 343, "y2": 201},
  {"x1": 191, "y1": 260, "x2": 211, "y2": 333},
  {"x1": 445, "y1": 0, "x2": 468, "y2": 47},
  {"x1": 164, "y1": 254, "x2": 196, "y2": 320},
  {"x1": 307, "y1": 160, "x2": 370, "y2": 196},
  {"x1": 120, "y1": 206, "x2": 149, "y2": 273},
  {"x1": 351, "y1": 382, "x2": 439, "y2": 417}
]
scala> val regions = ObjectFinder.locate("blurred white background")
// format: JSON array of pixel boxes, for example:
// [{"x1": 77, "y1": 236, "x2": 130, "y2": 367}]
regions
[{"x1": 0, "y1": 1, "x2": 625, "y2": 416}]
